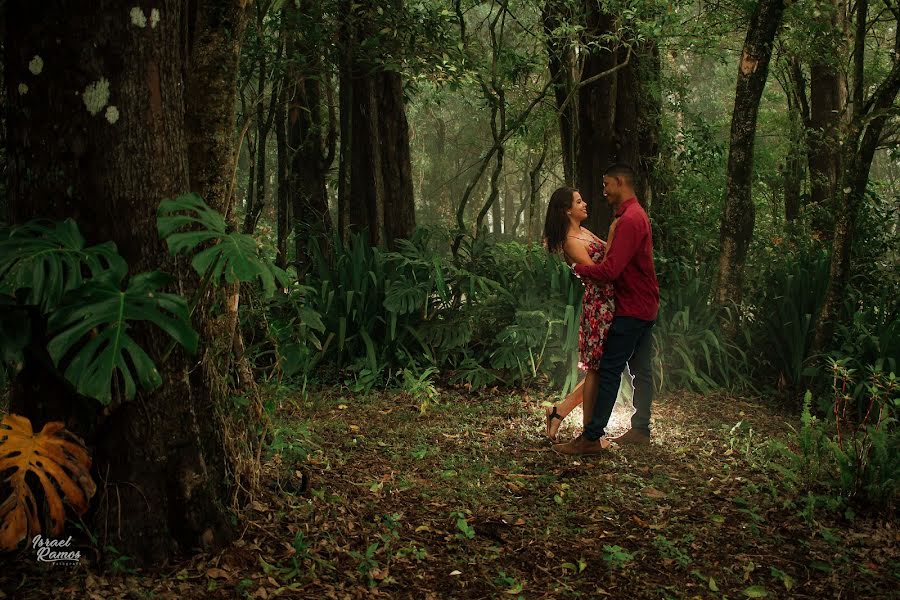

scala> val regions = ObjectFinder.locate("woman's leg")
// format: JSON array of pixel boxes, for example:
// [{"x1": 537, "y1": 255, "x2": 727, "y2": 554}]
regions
[{"x1": 546, "y1": 378, "x2": 584, "y2": 439}]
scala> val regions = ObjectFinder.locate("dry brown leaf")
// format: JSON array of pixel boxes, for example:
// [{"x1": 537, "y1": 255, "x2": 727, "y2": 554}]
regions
[
  {"x1": 0, "y1": 414, "x2": 96, "y2": 551},
  {"x1": 206, "y1": 567, "x2": 231, "y2": 579},
  {"x1": 642, "y1": 486, "x2": 666, "y2": 499}
]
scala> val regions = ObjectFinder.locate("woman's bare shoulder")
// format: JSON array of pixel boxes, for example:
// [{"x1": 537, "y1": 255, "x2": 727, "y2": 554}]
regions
[{"x1": 579, "y1": 227, "x2": 603, "y2": 243}]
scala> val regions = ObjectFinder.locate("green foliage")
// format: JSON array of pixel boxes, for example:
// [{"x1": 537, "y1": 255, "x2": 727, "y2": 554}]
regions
[
  {"x1": 0, "y1": 218, "x2": 197, "y2": 403},
  {"x1": 653, "y1": 260, "x2": 753, "y2": 394},
  {"x1": 158, "y1": 193, "x2": 290, "y2": 298},
  {"x1": 47, "y1": 266, "x2": 198, "y2": 403},
  {"x1": 601, "y1": 544, "x2": 635, "y2": 568},
  {"x1": 271, "y1": 228, "x2": 581, "y2": 394},
  {"x1": 0, "y1": 219, "x2": 125, "y2": 311},
  {"x1": 751, "y1": 250, "x2": 830, "y2": 389},
  {"x1": 760, "y1": 369, "x2": 898, "y2": 517},
  {"x1": 1, "y1": 195, "x2": 284, "y2": 404}
]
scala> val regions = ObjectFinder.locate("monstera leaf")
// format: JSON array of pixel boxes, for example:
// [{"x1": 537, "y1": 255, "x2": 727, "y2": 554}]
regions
[
  {"x1": 0, "y1": 219, "x2": 125, "y2": 310},
  {"x1": 0, "y1": 414, "x2": 96, "y2": 551},
  {"x1": 46, "y1": 267, "x2": 198, "y2": 404},
  {"x1": 157, "y1": 193, "x2": 290, "y2": 297}
]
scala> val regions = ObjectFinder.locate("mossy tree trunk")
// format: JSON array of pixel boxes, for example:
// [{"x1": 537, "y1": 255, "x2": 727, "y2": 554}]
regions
[
  {"x1": 814, "y1": 0, "x2": 899, "y2": 352},
  {"x1": 5, "y1": 0, "x2": 245, "y2": 565},
  {"x1": 714, "y1": 0, "x2": 785, "y2": 309},
  {"x1": 807, "y1": 0, "x2": 848, "y2": 238}
]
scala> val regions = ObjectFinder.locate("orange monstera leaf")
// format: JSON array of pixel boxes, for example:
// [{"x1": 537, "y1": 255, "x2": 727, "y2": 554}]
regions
[{"x1": 0, "y1": 414, "x2": 96, "y2": 551}]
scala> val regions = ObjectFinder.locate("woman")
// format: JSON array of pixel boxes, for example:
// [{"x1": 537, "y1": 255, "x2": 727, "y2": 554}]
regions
[{"x1": 542, "y1": 186, "x2": 616, "y2": 441}]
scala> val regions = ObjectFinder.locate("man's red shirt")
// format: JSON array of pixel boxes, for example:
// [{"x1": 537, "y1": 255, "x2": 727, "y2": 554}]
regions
[{"x1": 574, "y1": 197, "x2": 660, "y2": 321}]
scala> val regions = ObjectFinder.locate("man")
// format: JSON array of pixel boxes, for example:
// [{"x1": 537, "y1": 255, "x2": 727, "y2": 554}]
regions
[{"x1": 554, "y1": 163, "x2": 660, "y2": 455}]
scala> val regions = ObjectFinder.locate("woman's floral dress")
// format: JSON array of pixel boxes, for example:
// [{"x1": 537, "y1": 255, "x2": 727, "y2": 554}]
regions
[{"x1": 577, "y1": 239, "x2": 615, "y2": 372}]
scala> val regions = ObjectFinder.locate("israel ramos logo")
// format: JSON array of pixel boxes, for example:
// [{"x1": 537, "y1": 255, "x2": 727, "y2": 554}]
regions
[{"x1": 30, "y1": 534, "x2": 82, "y2": 565}]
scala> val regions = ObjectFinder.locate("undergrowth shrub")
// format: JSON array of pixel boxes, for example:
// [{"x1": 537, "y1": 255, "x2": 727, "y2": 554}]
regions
[
  {"x1": 652, "y1": 258, "x2": 752, "y2": 394},
  {"x1": 254, "y1": 228, "x2": 582, "y2": 394},
  {"x1": 757, "y1": 366, "x2": 898, "y2": 517}
]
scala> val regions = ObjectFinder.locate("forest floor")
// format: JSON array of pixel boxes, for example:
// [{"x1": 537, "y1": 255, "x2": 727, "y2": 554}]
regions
[{"x1": 3, "y1": 387, "x2": 898, "y2": 599}]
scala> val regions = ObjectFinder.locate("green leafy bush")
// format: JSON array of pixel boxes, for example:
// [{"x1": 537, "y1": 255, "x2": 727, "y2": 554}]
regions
[
  {"x1": 653, "y1": 259, "x2": 752, "y2": 393},
  {"x1": 1, "y1": 195, "x2": 286, "y2": 404},
  {"x1": 265, "y1": 228, "x2": 582, "y2": 393}
]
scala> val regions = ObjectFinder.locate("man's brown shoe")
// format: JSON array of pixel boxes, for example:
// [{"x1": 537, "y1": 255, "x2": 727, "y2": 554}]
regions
[
  {"x1": 611, "y1": 429, "x2": 651, "y2": 445},
  {"x1": 553, "y1": 434, "x2": 610, "y2": 455}
]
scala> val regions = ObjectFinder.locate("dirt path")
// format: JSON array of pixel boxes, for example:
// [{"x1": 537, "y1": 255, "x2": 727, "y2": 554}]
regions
[{"x1": 3, "y1": 388, "x2": 897, "y2": 598}]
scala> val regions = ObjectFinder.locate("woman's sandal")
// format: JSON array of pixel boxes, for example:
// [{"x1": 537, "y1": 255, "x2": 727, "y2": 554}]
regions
[{"x1": 545, "y1": 406, "x2": 563, "y2": 441}]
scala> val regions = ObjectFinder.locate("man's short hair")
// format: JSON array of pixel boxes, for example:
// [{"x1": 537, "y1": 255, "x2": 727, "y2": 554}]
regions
[{"x1": 604, "y1": 163, "x2": 636, "y2": 187}]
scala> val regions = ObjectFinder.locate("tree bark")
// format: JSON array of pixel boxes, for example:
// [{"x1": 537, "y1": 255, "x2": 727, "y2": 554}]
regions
[
  {"x1": 807, "y1": 0, "x2": 848, "y2": 238},
  {"x1": 286, "y1": 0, "x2": 334, "y2": 272},
  {"x1": 576, "y1": 4, "x2": 618, "y2": 236},
  {"x1": 714, "y1": 0, "x2": 785, "y2": 308},
  {"x1": 377, "y1": 70, "x2": 416, "y2": 247},
  {"x1": 5, "y1": 0, "x2": 236, "y2": 565},
  {"x1": 813, "y1": 2, "x2": 898, "y2": 352},
  {"x1": 543, "y1": 0, "x2": 578, "y2": 184},
  {"x1": 615, "y1": 41, "x2": 661, "y2": 207},
  {"x1": 183, "y1": 0, "x2": 257, "y2": 507},
  {"x1": 338, "y1": 0, "x2": 415, "y2": 248}
]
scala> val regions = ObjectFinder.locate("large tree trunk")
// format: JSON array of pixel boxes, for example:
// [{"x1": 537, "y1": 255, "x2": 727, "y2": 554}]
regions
[
  {"x1": 287, "y1": 0, "x2": 334, "y2": 272},
  {"x1": 576, "y1": 4, "x2": 618, "y2": 236},
  {"x1": 814, "y1": 1, "x2": 898, "y2": 352},
  {"x1": 348, "y1": 70, "x2": 386, "y2": 245},
  {"x1": 543, "y1": 0, "x2": 578, "y2": 184},
  {"x1": 714, "y1": 0, "x2": 785, "y2": 308},
  {"x1": 377, "y1": 70, "x2": 416, "y2": 247},
  {"x1": 339, "y1": 0, "x2": 415, "y2": 248},
  {"x1": 576, "y1": 15, "x2": 658, "y2": 233},
  {"x1": 6, "y1": 0, "x2": 237, "y2": 565},
  {"x1": 807, "y1": 0, "x2": 847, "y2": 237},
  {"x1": 615, "y1": 41, "x2": 661, "y2": 207}
]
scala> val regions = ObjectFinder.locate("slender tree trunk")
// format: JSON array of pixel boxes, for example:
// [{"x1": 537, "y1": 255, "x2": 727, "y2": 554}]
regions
[
  {"x1": 527, "y1": 136, "x2": 549, "y2": 240},
  {"x1": 243, "y1": 3, "x2": 282, "y2": 235},
  {"x1": 183, "y1": 0, "x2": 257, "y2": 504},
  {"x1": 782, "y1": 55, "x2": 810, "y2": 223},
  {"x1": 275, "y1": 81, "x2": 289, "y2": 269},
  {"x1": 714, "y1": 0, "x2": 785, "y2": 308},
  {"x1": 337, "y1": 1, "x2": 353, "y2": 245},
  {"x1": 6, "y1": 0, "x2": 235, "y2": 565},
  {"x1": 814, "y1": 1, "x2": 898, "y2": 352}
]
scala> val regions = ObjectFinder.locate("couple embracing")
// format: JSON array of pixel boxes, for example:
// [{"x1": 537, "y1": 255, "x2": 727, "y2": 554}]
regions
[{"x1": 542, "y1": 163, "x2": 660, "y2": 455}]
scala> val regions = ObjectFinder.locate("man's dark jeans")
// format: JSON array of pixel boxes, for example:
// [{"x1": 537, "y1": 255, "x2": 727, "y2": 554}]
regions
[{"x1": 584, "y1": 316, "x2": 656, "y2": 441}]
